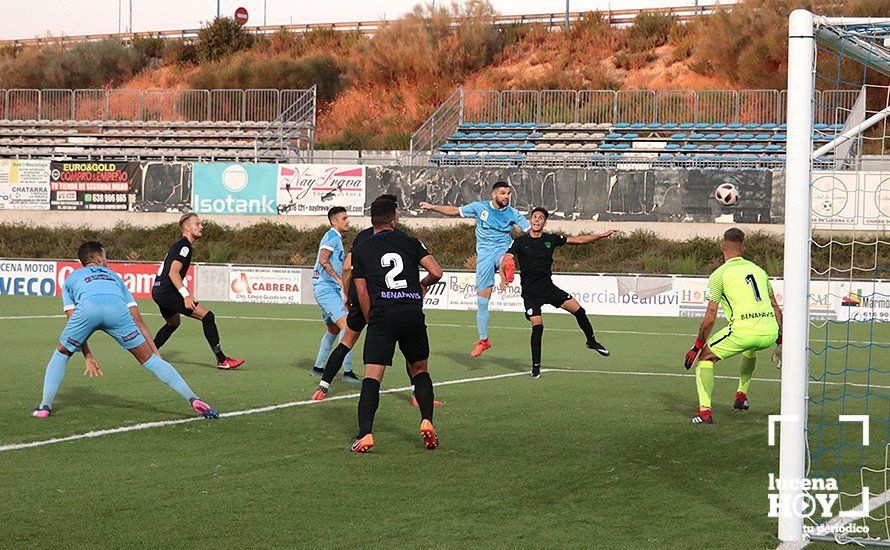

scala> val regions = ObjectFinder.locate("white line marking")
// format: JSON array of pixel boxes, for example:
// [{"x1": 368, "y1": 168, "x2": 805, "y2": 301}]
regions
[
  {"x1": 4, "y1": 365, "x2": 887, "y2": 454},
  {"x1": 3, "y1": 312, "x2": 888, "y2": 345},
  {"x1": 0, "y1": 371, "x2": 529, "y2": 453}
]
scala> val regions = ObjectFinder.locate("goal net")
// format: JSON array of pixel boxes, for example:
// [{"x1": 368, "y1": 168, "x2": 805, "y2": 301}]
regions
[{"x1": 780, "y1": 10, "x2": 890, "y2": 546}]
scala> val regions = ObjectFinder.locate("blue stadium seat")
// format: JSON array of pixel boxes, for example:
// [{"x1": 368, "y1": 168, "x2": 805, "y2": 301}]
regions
[
  {"x1": 504, "y1": 122, "x2": 521, "y2": 129},
  {"x1": 537, "y1": 123, "x2": 551, "y2": 128},
  {"x1": 774, "y1": 133, "x2": 786, "y2": 140},
  {"x1": 755, "y1": 133, "x2": 771, "y2": 140},
  {"x1": 690, "y1": 133, "x2": 706, "y2": 140},
  {"x1": 519, "y1": 142, "x2": 535, "y2": 150},
  {"x1": 487, "y1": 143, "x2": 503, "y2": 150},
  {"x1": 496, "y1": 131, "x2": 513, "y2": 138},
  {"x1": 665, "y1": 143, "x2": 681, "y2": 150},
  {"x1": 704, "y1": 133, "x2": 721, "y2": 139},
  {"x1": 599, "y1": 143, "x2": 615, "y2": 150},
  {"x1": 738, "y1": 133, "x2": 755, "y2": 140},
  {"x1": 458, "y1": 123, "x2": 474, "y2": 130},
  {"x1": 467, "y1": 132, "x2": 481, "y2": 138},
  {"x1": 828, "y1": 123, "x2": 843, "y2": 131},
  {"x1": 662, "y1": 123, "x2": 678, "y2": 129},
  {"x1": 455, "y1": 143, "x2": 472, "y2": 150},
  {"x1": 623, "y1": 133, "x2": 639, "y2": 139},
  {"x1": 647, "y1": 122, "x2": 663, "y2": 129},
  {"x1": 813, "y1": 123, "x2": 828, "y2": 130},
  {"x1": 606, "y1": 132, "x2": 622, "y2": 139},
  {"x1": 615, "y1": 122, "x2": 631, "y2": 129},
  {"x1": 694, "y1": 122, "x2": 709, "y2": 129},
  {"x1": 630, "y1": 123, "x2": 646, "y2": 129},
  {"x1": 679, "y1": 122, "x2": 694, "y2": 129},
  {"x1": 715, "y1": 144, "x2": 731, "y2": 151},
  {"x1": 440, "y1": 143, "x2": 455, "y2": 151},
  {"x1": 527, "y1": 132, "x2": 543, "y2": 139},
  {"x1": 670, "y1": 133, "x2": 686, "y2": 140},
  {"x1": 490, "y1": 123, "x2": 506, "y2": 129},
  {"x1": 731, "y1": 144, "x2": 748, "y2": 151},
  {"x1": 513, "y1": 132, "x2": 529, "y2": 139},
  {"x1": 779, "y1": 123, "x2": 788, "y2": 130},
  {"x1": 744, "y1": 123, "x2": 760, "y2": 130},
  {"x1": 520, "y1": 122, "x2": 535, "y2": 129},
  {"x1": 615, "y1": 143, "x2": 630, "y2": 150},
  {"x1": 766, "y1": 144, "x2": 783, "y2": 152},
  {"x1": 727, "y1": 123, "x2": 743, "y2": 130},
  {"x1": 748, "y1": 144, "x2": 765, "y2": 152},
  {"x1": 698, "y1": 144, "x2": 714, "y2": 151},
  {"x1": 681, "y1": 144, "x2": 697, "y2": 151},
  {"x1": 762, "y1": 123, "x2": 778, "y2": 130}
]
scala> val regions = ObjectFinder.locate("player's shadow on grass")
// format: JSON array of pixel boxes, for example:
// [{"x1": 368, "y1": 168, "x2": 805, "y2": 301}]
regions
[
  {"x1": 656, "y1": 391, "x2": 774, "y2": 422},
  {"x1": 441, "y1": 350, "x2": 526, "y2": 373},
  {"x1": 310, "y1": 392, "x2": 416, "y2": 443},
  {"x1": 158, "y1": 352, "x2": 220, "y2": 371},
  {"x1": 58, "y1": 386, "x2": 181, "y2": 416}
]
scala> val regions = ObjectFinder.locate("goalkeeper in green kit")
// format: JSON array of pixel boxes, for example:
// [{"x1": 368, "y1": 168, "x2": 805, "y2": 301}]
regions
[{"x1": 684, "y1": 228, "x2": 783, "y2": 424}]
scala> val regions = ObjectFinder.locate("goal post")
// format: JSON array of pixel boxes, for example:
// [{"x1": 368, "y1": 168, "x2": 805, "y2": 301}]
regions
[
  {"x1": 780, "y1": 10, "x2": 890, "y2": 545},
  {"x1": 778, "y1": 9, "x2": 815, "y2": 543}
]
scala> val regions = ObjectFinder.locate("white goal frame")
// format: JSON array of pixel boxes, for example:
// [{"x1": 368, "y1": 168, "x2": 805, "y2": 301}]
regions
[{"x1": 780, "y1": 10, "x2": 890, "y2": 544}]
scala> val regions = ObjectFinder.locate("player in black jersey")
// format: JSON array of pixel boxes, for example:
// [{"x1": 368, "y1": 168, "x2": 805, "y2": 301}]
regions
[
  {"x1": 152, "y1": 213, "x2": 244, "y2": 370},
  {"x1": 348, "y1": 199, "x2": 443, "y2": 453},
  {"x1": 311, "y1": 194, "x2": 443, "y2": 407},
  {"x1": 499, "y1": 207, "x2": 620, "y2": 377}
]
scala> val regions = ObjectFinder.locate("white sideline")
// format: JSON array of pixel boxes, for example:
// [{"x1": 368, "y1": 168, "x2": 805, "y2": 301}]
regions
[
  {"x1": 2, "y1": 312, "x2": 888, "y2": 346},
  {"x1": 5, "y1": 365, "x2": 888, "y2": 454},
  {"x1": 0, "y1": 371, "x2": 530, "y2": 453}
]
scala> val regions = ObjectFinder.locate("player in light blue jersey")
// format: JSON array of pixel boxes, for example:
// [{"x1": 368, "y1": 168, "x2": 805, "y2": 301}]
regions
[
  {"x1": 421, "y1": 181, "x2": 530, "y2": 357},
  {"x1": 310, "y1": 206, "x2": 358, "y2": 383},
  {"x1": 32, "y1": 241, "x2": 218, "y2": 419}
]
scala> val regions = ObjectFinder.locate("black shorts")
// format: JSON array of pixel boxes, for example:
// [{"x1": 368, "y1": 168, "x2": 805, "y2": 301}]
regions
[
  {"x1": 363, "y1": 309, "x2": 429, "y2": 366},
  {"x1": 152, "y1": 288, "x2": 198, "y2": 319},
  {"x1": 346, "y1": 303, "x2": 367, "y2": 332},
  {"x1": 522, "y1": 283, "x2": 572, "y2": 320}
]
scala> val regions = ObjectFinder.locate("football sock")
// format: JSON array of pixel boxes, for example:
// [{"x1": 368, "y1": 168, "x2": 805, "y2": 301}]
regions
[
  {"x1": 142, "y1": 354, "x2": 197, "y2": 401},
  {"x1": 572, "y1": 307, "x2": 595, "y2": 340},
  {"x1": 406, "y1": 364, "x2": 416, "y2": 394},
  {"x1": 201, "y1": 311, "x2": 226, "y2": 362},
  {"x1": 314, "y1": 331, "x2": 337, "y2": 370},
  {"x1": 738, "y1": 351, "x2": 757, "y2": 394},
  {"x1": 531, "y1": 324, "x2": 544, "y2": 369},
  {"x1": 321, "y1": 343, "x2": 351, "y2": 384},
  {"x1": 476, "y1": 296, "x2": 490, "y2": 340},
  {"x1": 357, "y1": 377, "x2": 381, "y2": 438},
  {"x1": 695, "y1": 360, "x2": 715, "y2": 410},
  {"x1": 412, "y1": 371, "x2": 435, "y2": 421},
  {"x1": 340, "y1": 333, "x2": 353, "y2": 373},
  {"x1": 153, "y1": 323, "x2": 179, "y2": 349},
  {"x1": 40, "y1": 350, "x2": 70, "y2": 408}
]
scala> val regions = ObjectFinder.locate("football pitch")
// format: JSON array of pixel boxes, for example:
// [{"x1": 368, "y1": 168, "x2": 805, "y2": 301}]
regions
[{"x1": 0, "y1": 295, "x2": 789, "y2": 548}]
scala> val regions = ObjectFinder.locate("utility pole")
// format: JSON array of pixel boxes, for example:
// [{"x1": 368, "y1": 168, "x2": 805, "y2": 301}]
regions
[
  {"x1": 216, "y1": 0, "x2": 220, "y2": 18},
  {"x1": 118, "y1": 0, "x2": 122, "y2": 34},
  {"x1": 264, "y1": 0, "x2": 267, "y2": 25},
  {"x1": 565, "y1": 0, "x2": 570, "y2": 30},
  {"x1": 129, "y1": 0, "x2": 133, "y2": 32}
]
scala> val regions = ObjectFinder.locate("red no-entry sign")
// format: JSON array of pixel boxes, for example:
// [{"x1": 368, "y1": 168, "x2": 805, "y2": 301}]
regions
[{"x1": 234, "y1": 7, "x2": 249, "y2": 25}]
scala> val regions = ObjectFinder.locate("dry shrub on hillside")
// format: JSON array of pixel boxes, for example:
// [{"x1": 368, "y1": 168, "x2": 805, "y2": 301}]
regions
[{"x1": 0, "y1": 40, "x2": 148, "y2": 89}]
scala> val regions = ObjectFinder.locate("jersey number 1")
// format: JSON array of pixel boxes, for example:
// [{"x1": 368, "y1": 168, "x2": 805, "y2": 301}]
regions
[
  {"x1": 745, "y1": 274, "x2": 763, "y2": 302},
  {"x1": 381, "y1": 253, "x2": 407, "y2": 289}
]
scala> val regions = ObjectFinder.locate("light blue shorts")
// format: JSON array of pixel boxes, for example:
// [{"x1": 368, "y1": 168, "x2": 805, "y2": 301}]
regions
[
  {"x1": 475, "y1": 249, "x2": 507, "y2": 291},
  {"x1": 313, "y1": 284, "x2": 347, "y2": 324},
  {"x1": 59, "y1": 298, "x2": 145, "y2": 353}
]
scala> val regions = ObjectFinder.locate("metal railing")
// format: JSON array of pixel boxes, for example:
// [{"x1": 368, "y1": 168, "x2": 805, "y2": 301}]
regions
[
  {"x1": 0, "y1": 3, "x2": 734, "y2": 47},
  {"x1": 410, "y1": 87, "x2": 861, "y2": 155},
  {"x1": 0, "y1": 88, "x2": 314, "y2": 123},
  {"x1": 254, "y1": 85, "x2": 317, "y2": 161}
]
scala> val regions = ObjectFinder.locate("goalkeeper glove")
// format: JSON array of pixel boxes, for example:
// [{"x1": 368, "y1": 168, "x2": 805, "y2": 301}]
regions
[{"x1": 684, "y1": 338, "x2": 705, "y2": 370}]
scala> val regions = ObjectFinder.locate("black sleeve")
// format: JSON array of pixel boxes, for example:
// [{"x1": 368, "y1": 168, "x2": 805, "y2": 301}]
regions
[
  {"x1": 416, "y1": 238, "x2": 431, "y2": 262},
  {"x1": 507, "y1": 238, "x2": 518, "y2": 256},
  {"x1": 352, "y1": 249, "x2": 366, "y2": 279},
  {"x1": 554, "y1": 234, "x2": 568, "y2": 248}
]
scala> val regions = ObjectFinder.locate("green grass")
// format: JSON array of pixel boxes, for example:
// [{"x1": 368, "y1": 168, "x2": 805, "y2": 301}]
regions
[{"x1": 1, "y1": 295, "x2": 886, "y2": 547}]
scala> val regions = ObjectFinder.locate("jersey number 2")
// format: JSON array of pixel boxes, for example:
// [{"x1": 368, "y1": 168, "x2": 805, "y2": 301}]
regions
[
  {"x1": 381, "y1": 253, "x2": 407, "y2": 289},
  {"x1": 745, "y1": 274, "x2": 763, "y2": 302}
]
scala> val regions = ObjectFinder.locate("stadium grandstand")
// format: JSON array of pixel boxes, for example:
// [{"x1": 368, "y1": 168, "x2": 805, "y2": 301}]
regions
[
  {"x1": 412, "y1": 87, "x2": 860, "y2": 169},
  {"x1": 0, "y1": 87, "x2": 316, "y2": 161}
]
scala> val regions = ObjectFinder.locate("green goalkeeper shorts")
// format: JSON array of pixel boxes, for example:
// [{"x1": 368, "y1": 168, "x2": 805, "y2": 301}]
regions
[{"x1": 706, "y1": 325, "x2": 778, "y2": 361}]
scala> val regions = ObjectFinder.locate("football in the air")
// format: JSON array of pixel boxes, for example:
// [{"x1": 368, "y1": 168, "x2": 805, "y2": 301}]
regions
[{"x1": 714, "y1": 183, "x2": 740, "y2": 206}]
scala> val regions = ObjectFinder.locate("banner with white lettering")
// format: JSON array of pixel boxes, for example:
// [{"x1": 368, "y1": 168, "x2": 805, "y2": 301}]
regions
[
  {"x1": 277, "y1": 164, "x2": 366, "y2": 215},
  {"x1": 0, "y1": 260, "x2": 57, "y2": 296}
]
